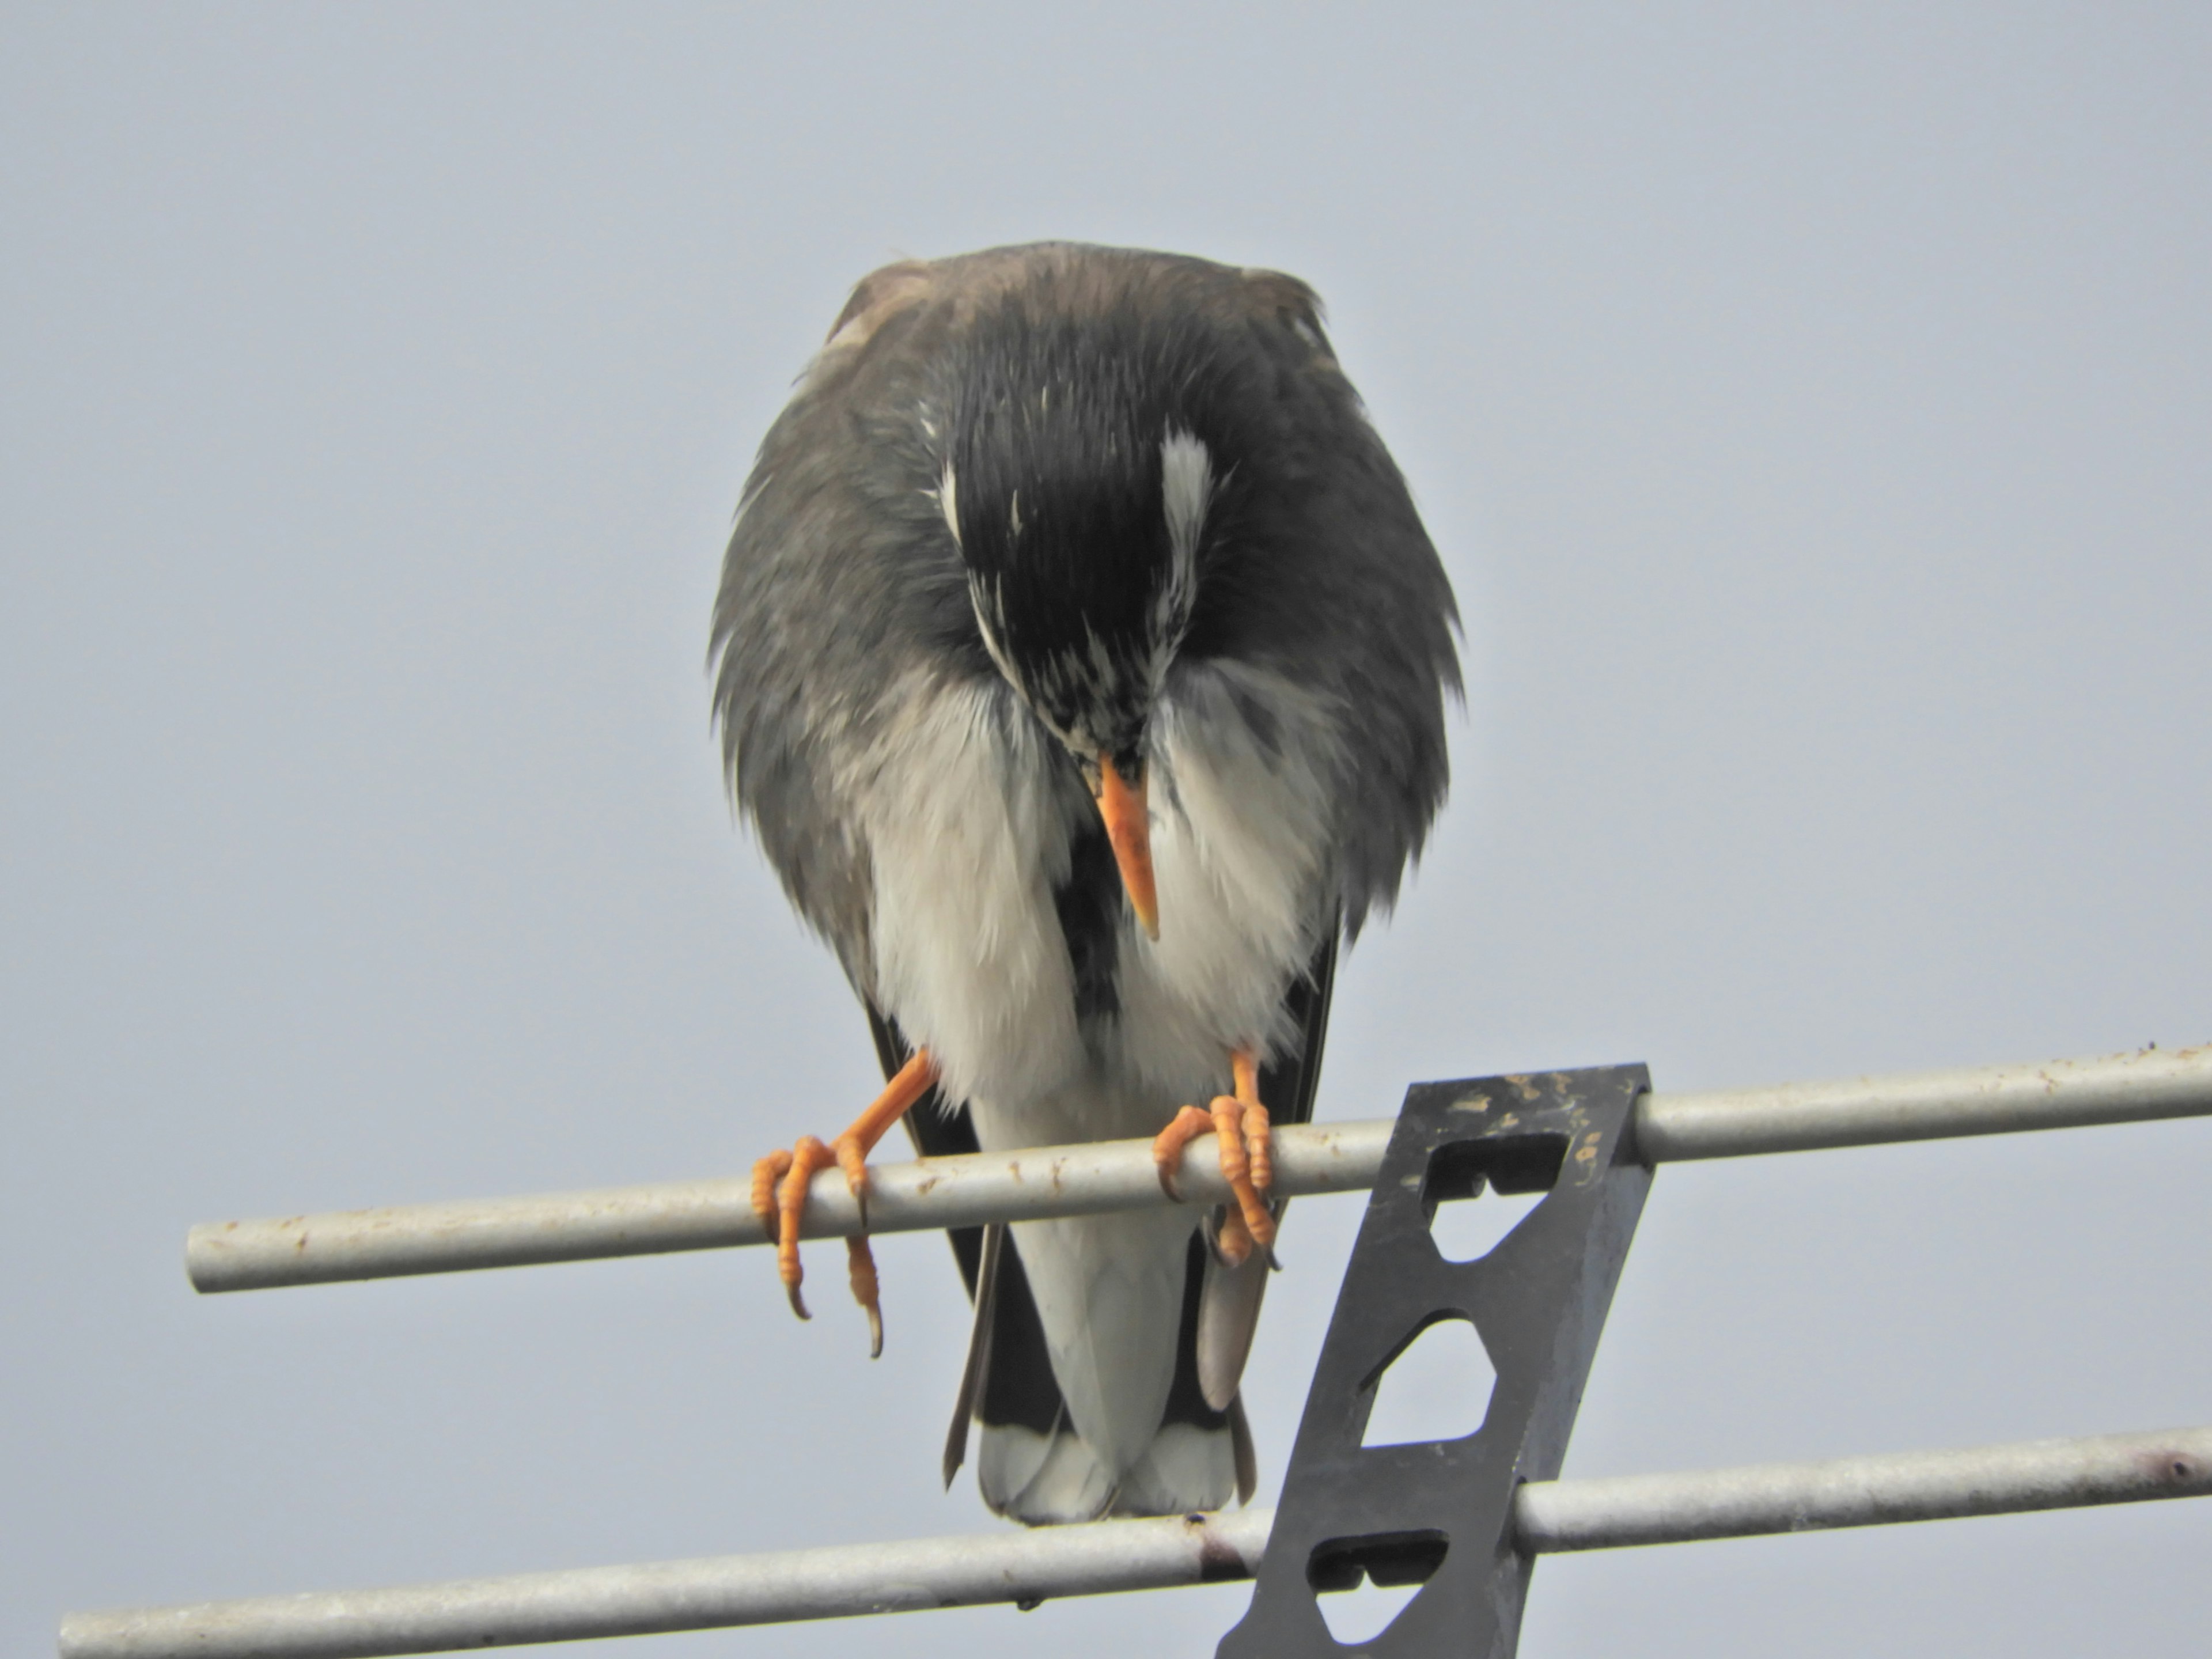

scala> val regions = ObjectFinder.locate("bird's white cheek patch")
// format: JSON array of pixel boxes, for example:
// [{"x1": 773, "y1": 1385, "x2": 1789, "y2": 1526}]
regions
[
  {"x1": 937, "y1": 461, "x2": 962, "y2": 548},
  {"x1": 857, "y1": 675, "x2": 1084, "y2": 1111},
  {"x1": 1151, "y1": 430, "x2": 1210, "y2": 678},
  {"x1": 1159, "y1": 429, "x2": 1211, "y2": 570}
]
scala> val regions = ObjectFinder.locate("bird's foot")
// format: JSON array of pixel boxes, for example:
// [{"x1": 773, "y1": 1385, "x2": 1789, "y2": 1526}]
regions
[
  {"x1": 748, "y1": 1048, "x2": 936, "y2": 1358},
  {"x1": 1152, "y1": 1050, "x2": 1275, "y2": 1266}
]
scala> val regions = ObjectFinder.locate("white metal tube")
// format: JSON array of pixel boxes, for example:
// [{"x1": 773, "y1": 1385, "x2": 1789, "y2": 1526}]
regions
[
  {"x1": 184, "y1": 1123, "x2": 1394, "y2": 1291},
  {"x1": 1513, "y1": 1425, "x2": 2212, "y2": 1550},
  {"x1": 56, "y1": 1510, "x2": 1272, "y2": 1659},
  {"x1": 185, "y1": 1046, "x2": 2210, "y2": 1293},
  {"x1": 59, "y1": 1427, "x2": 2212, "y2": 1658},
  {"x1": 1633, "y1": 1042, "x2": 2212, "y2": 1161}
]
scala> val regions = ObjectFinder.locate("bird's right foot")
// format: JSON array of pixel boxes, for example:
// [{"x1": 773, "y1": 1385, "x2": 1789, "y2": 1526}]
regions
[{"x1": 749, "y1": 1048, "x2": 937, "y2": 1357}]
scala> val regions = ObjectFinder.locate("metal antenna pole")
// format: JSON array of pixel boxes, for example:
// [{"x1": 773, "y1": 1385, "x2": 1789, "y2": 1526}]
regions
[{"x1": 1218, "y1": 1066, "x2": 1652, "y2": 1659}]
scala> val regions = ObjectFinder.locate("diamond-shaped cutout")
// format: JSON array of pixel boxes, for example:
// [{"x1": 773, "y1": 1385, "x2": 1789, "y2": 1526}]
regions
[
  {"x1": 1421, "y1": 1132, "x2": 1566, "y2": 1263},
  {"x1": 1308, "y1": 1531, "x2": 1448, "y2": 1646},
  {"x1": 1427, "y1": 1185, "x2": 1546, "y2": 1262},
  {"x1": 1360, "y1": 1315, "x2": 1495, "y2": 1446}
]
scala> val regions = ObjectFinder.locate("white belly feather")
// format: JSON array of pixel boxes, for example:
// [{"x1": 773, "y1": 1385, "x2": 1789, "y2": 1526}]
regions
[{"x1": 857, "y1": 664, "x2": 1339, "y2": 1486}]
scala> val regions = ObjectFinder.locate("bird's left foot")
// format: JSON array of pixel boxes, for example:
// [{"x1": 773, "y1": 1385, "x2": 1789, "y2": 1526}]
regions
[
  {"x1": 749, "y1": 1049, "x2": 937, "y2": 1357},
  {"x1": 1152, "y1": 1050, "x2": 1275, "y2": 1266}
]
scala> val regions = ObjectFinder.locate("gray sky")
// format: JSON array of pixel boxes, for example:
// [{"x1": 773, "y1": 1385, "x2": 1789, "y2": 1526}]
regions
[{"x1": 5, "y1": 5, "x2": 2209, "y2": 1656}]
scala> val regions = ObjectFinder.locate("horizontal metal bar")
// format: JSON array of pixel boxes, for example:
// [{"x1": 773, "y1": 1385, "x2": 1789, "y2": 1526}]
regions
[
  {"x1": 1632, "y1": 1042, "x2": 2212, "y2": 1161},
  {"x1": 1513, "y1": 1425, "x2": 2212, "y2": 1550},
  {"x1": 57, "y1": 1510, "x2": 1272, "y2": 1659},
  {"x1": 60, "y1": 1427, "x2": 2212, "y2": 1658},
  {"x1": 184, "y1": 1122, "x2": 1393, "y2": 1291},
  {"x1": 187, "y1": 1045, "x2": 2209, "y2": 1292}
]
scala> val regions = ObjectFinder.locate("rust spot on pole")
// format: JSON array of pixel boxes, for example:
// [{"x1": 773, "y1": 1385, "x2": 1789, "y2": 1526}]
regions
[
  {"x1": 1188, "y1": 1513, "x2": 1255, "y2": 1583},
  {"x1": 2140, "y1": 1448, "x2": 2204, "y2": 1487}
]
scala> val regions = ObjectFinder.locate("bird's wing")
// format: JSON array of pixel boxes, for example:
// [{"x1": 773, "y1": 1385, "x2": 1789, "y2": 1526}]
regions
[
  {"x1": 709, "y1": 257, "x2": 972, "y2": 995},
  {"x1": 1192, "y1": 927, "x2": 1339, "y2": 1419},
  {"x1": 1196, "y1": 263, "x2": 1463, "y2": 938},
  {"x1": 1260, "y1": 923, "x2": 1340, "y2": 1133}
]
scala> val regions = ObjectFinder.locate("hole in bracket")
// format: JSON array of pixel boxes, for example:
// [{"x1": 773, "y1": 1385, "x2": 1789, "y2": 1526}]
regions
[
  {"x1": 1423, "y1": 1133, "x2": 1570, "y2": 1205},
  {"x1": 1308, "y1": 1530, "x2": 1449, "y2": 1646},
  {"x1": 1309, "y1": 1528, "x2": 1450, "y2": 1591},
  {"x1": 1427, "y1": 1187, "x2": 1546, "y2": 1263},
  {"x1": 1422, "y1": 1133, "x2": 1567, "y2": 1263},
  {"x1": 1361, "y1": 1315, "x2": 1495, "y2": 1446}
]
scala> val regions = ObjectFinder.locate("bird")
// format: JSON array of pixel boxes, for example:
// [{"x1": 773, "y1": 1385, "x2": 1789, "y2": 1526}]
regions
[{"x1": 710, "y1": 243, "x2": 1458, "y2": 1524}]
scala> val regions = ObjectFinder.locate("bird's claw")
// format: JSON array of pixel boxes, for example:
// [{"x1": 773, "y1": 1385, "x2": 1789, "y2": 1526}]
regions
[
  {"x1": 749, "y1": 1131, "x2": 870, "y2": 1340},
  {"x1": 750, "y1": 1147, "x2": 793, "y2": 1245},
  {"x1": 753, "y1": 1133, "x2": 838, "y2": 1320},
  {"x1": 848, "y1": 1236, "x2": 884, "y2": 1359},
  {"x1": 1154, "y1": 1051, "x2": 1278, "y2": 1267},
  {"x1": 749, "y1": 1131, "x2": 876, "y2": 1344},
  {"x1": 837, "y1": 1136, "x2": 873, "y2": 1230},
  {"x1": 747, "y1": 1049, "x2": 937, "y2": 1357},
  {"x1": 1207, "y1": 1206, "x2": 1284, "y2": 1271},
  {"x1": 1152, "y1": 1104, "x2": 1215, "y2": 1201},
  {"x1": 1206, "y1": 1096, "x2": 1277, "y2": 1265}
]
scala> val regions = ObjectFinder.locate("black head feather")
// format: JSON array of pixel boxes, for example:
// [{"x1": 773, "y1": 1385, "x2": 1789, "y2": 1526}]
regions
[{"x1": 938, "y1": 285, "x2": 1230, "y2": 772}]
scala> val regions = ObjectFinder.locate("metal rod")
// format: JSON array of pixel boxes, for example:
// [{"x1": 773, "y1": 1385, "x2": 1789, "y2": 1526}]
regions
[
  {"x1": 1631, "y1": 1042, "x2": 2212, "y2": 1161},
  {"x1": 1513, "y1": 1425, "x2": 2212, "y2": 1550},
  {"x1": 186, "y1": 1044, "x2": 2209, "y2": 1292},
  {"x1": 56, "y1": 1510, "x2": 1273, "y2": 1659},
  {"x1": 184, "y1": 1123, "x2": 1393, "y2": 1291},
  {"x1": 60, "y1": 1427, "x2": 2212, "y2": 1658}
]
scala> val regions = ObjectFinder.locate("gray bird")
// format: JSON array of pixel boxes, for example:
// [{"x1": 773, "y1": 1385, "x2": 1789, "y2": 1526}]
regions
[{"x1": 711, "y1": 243, "x2": 1457, "y2": 1524}]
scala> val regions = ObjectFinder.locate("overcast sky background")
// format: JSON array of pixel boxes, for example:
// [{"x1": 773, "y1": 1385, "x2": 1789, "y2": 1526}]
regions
[{"x1": 5, "y1": 6, "x2": 2209, "y2": 1656}]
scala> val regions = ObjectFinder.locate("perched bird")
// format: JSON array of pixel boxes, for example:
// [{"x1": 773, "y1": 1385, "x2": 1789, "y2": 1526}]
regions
[{"x1": 711, "y1": 243, "x2": 1457, "y2": 1524}]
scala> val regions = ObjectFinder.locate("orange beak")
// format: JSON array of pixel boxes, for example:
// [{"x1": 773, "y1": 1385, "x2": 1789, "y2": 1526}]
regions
[{"x1": 1096, "y1": 753, "x2": 1160, "y2": 941}]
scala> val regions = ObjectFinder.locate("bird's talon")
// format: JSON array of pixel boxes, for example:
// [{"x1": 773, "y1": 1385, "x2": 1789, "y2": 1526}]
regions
[
  {"x1": 1161, "y1": 1069, "x2": 1278, "y2": 1259},
  {"x1": 837, "y1": 1136, "x2": 872, "y2": 1207},
  {"x1": 750, "y1": 1050, "x2": 935, "y2": 1350},
  {"x1": 751, "y1": 1148, "x2": 793, "y2": 1245},
  {"x1": 1204, "y1": 1091, "x2": 1278, "y2": 1252},
  {"x1": 1199, "y1": 1207, "x2": 1224, "y2": 1263},
  {"x1": 1213, "y1": 1206, "x2": 1255, "y2": 1268},
  {"x1": 1242, "y1": 1105, "x2": 1274, "y2": 1195},
  {"x1": 1152, "y1": 1105, "x2": 1215, "y2": 1203},
  {"x1": 847, "y1": 1157, "x2": 870, "y2": 1230},
  {"x1": 1240, "y1": 1199, "x2": 1278, "y2": 1253},
  {"x1": 847, "y1": 1235, "x2": 884, "y2": 1358},
  {"x1": 1219, "y1": 1050, "x2": 1279, "y2": 1251}
]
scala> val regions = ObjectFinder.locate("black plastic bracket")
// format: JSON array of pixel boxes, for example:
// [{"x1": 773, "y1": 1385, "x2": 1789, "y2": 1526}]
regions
[{"x1": 1216, "y1": 1065, "x2": 1653, "y2": 1658}]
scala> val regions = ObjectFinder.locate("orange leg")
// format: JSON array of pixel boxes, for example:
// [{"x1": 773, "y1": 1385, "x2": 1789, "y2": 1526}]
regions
[
  {"x1": 1150, "y1": 1048, "x2": 1277, "y2": 1266},
  {"x1": 749, "y1": 1048, "x2": 936, "y2": 1357}
]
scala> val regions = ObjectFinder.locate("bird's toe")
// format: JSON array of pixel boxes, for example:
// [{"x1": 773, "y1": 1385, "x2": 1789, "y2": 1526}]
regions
[
  {"x1": 751, "y1": 1048, "x2": 938, "y2": 1353},
  {"x1": 1152, "y1": 1104, "x2": 1216, "y2": 1200}
]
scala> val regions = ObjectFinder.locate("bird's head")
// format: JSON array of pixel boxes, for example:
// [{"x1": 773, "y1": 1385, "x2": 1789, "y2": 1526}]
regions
[{"x1": 938, "y1": 336, "x2": 1218, "y2": 942}]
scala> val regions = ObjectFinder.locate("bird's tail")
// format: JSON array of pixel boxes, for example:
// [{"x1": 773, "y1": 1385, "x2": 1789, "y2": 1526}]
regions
[{"x1": 959, "y1": 1226, "x2": 1251, "y2": 1524}]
